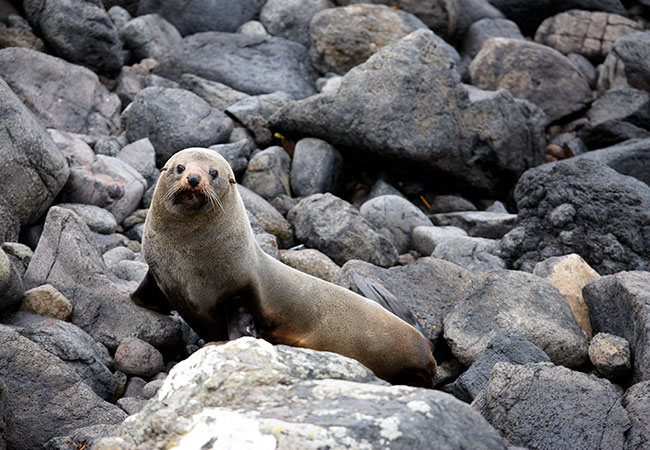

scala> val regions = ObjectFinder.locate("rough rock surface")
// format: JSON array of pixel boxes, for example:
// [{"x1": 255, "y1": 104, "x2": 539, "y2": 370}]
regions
[
  {"x1": 0, "y1": 247, "x2": 23, "y2": 311},
  {"x1": 19, "y1": 284, "x2": 73, "y2": 320},
  {"x1": 242, "y1": 146, "x2": 292, "y2": 200},
  {"x1": 290, "y1": 137, "x2": 342, "y2": 197},
  {"x1": 469, "y1": 38, "x2": 592, "y2": 122},
  {"x1": 335, "y1": 257, "x2": 474, "y2": 342},
  {"x1": 534, "y1": 10, "x2": 641, "y2": 62},
  {"x1": 588, "y1": 332, "x2": 631, "y2": 379},
  {"x1": 0, "y1": 325, "x2": 126, "y2": 450},
  {"x1": 119, "y1": 13, "x2": 182, "y2": 61},
  {"x1": 114, "y1": 337, "x2": 165, "y2": 378},
  {"x1": 23, "y1": 0, "x2": 123, "y2": 75},
  {"x1": 154, "y1": 32, "x2": 318, "y2": 99},
  {"x1": 272, "y1": 30, "x2": 546, "y2": 197},
  {"x1": 432, "y1": 236, "x2": 506, "y2": 272},
  {"x1": 22, "y1": 207, "x2": 185, "y2": 353},
  {"x1": 123, "y1": 87, "x2": 233, "y2": 166},
  {"x1": 444, "y1": 269, "x2": 589, "y2": 367},
  {"x1": 623, "y1": 381, "x2": 650, "y2": 450},
  {"x1": 500, "y1": 159, "x2": 650, "y2": 274},
  {"x1": 279, "y1": 248, "x2": 341, "y2": 282},
  {"x1": 238, "y1": 185, "x2": 294, "y2": 248},
  {"x1": 288, "y1": 193, "x2": 398, "y2": 267},
  {"x1": 598, "y1": 31, "x2": 650, "y2": 94},
  {"x1": 474, "y1": 362, "x2": 630, "y2": 450},
  {"x1": 95, "y1": 338, "x2": 507, "y2": 449},
  {"x1": 583, "y1": 271, "x2": 650, "y2": 382},
  {"x1": 260, "y1": 0, "x2": 332, "y2": 47},
  {"x1": 309, "y1": 3, "x2": 428, "y2": 74},
  {"x1": 0, "y1": 48, "x2": 121, "y2": 136},
  {"x1": 412, "y1": 225, "x2": 468, "y2": 255},
  {"x1": 431, "y1": 211, "x2": 517, "y2": 239}
]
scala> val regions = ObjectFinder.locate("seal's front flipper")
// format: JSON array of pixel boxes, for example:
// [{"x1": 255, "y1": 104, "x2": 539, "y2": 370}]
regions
[{"x1": 131, "y1": 269, "x2": 173, "y2": 314}]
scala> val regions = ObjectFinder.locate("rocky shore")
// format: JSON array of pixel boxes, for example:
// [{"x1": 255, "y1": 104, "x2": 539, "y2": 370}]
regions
[{"x1": 1, "y1": 0, "x2": 650, "y2": 448}]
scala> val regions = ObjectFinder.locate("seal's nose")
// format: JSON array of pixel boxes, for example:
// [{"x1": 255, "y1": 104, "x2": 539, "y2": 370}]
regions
[{"x1": 188, "y1": 174, "x2": 200, "y2": 187}]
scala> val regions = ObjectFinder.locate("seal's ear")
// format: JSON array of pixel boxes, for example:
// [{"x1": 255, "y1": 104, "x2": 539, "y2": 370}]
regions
[
  {"x1": 229, "y1": 176, "x2": 236, "y2": 184},
  {"x1": 160, "y1": 166, "x2": 168, "y2": 172}
]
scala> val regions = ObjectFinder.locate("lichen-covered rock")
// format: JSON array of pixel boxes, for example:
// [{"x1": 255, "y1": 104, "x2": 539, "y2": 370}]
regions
[
  {"x1": 469, "y1": 38, "x2": 592, "y2": 122},
  {"x1": 288, "y1": 193, "x2": 398, "y2": 267},
  {"x1": 94, "y1": 338, "x2": 508, "y2": 449},
  {"x1": 444, "y1": 269, "x2": 589, "y2": 367},
  {"x1": 272, "y1": 30, "x2": 545, "y2": 197},
  {"x1": 588, "y1": 332, "x2": 631, "y2": 379}
]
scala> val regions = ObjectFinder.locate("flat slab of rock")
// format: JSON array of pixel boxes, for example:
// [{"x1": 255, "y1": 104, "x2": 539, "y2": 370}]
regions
[
  {"x1": 431, "y1": 210, "x2": 517, "y2": 239},
  {"x1": 583, "y1": 271, "x2": 650, "y2": 382},
  {"x1": 154, "y1": 32, "x2": 318, "y2": 99},
  {"x1": 272, "y1": 30, "x2": 545, "y2": 197},
  {"x1": 444, "y1": 269, "x2": 589, "y2": 367},
  {"x1": 474, "y1": 362, "x2": 630, "y2": 450},
  {"x1": 95, "y1": 338, "x2": 508, "y2": 449},
  {"x1": 469, "y1": 38, "x2": 592, "y2": 122},
  {"x1": 0, "y1": 325, "x2": 126, "y2": 450},
  {"x1": 500, "y1": 158, "x2": 650, "y2": 274}
]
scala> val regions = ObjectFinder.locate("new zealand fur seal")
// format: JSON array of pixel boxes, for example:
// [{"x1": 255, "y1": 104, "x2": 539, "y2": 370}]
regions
[{"x1": 131, "y1": 147, "x2": 437, "y2": 388}]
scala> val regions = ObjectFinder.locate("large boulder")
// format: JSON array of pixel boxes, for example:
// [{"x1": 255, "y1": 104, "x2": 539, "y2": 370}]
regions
[
  {"x1": 122, "y1": 87, "x2": 233, "y2": 166},
  {"x1": 271, "y1": 30, "x2": 546, "y2": 197},
  {"x1": 0, "y1": 325, "x2": 126, "y2": 450},
  {"x1": 474, "y1": 362, "x2": 630, "y2": 450},
  {"x1": 583, "y1": 271, "x2": 650, "y2": 382},
  {"x1": 137, "y1": 0, "x2": 266, "y2": 35},
  {"x1": 0, "y1": 77, "x2": 69, "y2": 226},
  {"x1": 500, "y1": 158, "x2": 650, "y2": 274},
  {"x1": 469, "y1": 38, "x2": 593, "y2": 122},
  {"x1": 309, "y1": 4, "x2": 428, "y2": 74},
  {"x1": 444, "y1": 269, "x2": 589, "y2": 367},
  {"x1": 154, "y1": 32, "x2": 318, "y2": 99},
  {"x1": 23, "y1": 207, "x2": 186, "y2": 353},
  {"x1": 95, "y1": 338, "x2": 508, "y2": 449},
  {"x1": 23, "y1": 0, "x2": 123, "y2": 75},
  {"x1": 288, "y1": 193, "x2": 398, "y2": 267},
  {"x1": 0, "y1": 48, "x2": 121, "y2": 136}
]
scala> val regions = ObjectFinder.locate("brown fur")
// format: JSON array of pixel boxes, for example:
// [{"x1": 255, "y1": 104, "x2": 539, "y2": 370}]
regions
[{"x1": 133, "y1": 148, "x2": 437, "y2": 387}]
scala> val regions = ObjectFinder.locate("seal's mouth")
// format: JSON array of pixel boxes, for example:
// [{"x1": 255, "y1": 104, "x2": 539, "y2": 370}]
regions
[{"x1": 173, "y1": 189, "x2": 208, "y2": 209}]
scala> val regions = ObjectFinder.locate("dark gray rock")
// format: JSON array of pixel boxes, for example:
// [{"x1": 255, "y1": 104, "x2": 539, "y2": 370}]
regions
[
  {"x1": 123, "y1": 87, "x2": 233, "y2": 166},
  {"x1": 475, "y1": 362, "x2": 630, "y2": 450},
  {"x1": 137, "y1": 0, "x2": 266, "y2": 35},
  {"x1": 290, "y1": 137, "x2": 343, "y2": 197},
  {"x1": 107, "y1": 5, "x2": 131, "y2": 28},
  {"x1": 568, "y1": 53, "x2": 598, "y2": 88},
  {"x1": 588, "y1": 332, "x2": 632, "y2": 379},
  {"x1": 23, "y1": 0, "x2": 123, "y2": 75},
  {"x1": 469, "y1": 38, "x2": 592, "y2": 122},
  {"x1": 622, "y1": 381, "x2": 650, "y2": 450},
  {"x1": 500, "y1": 159, "x2": 650, "y2": 274},
  {"x1": 309, "y1": 3, "x2": 429, "y2": 74},
  {"x1": 452, "y1": 329, "x2": 550, "y2": 402},
  {"x1": 0, "y1": 379, "x2": 5, "y2": 450},
  {"x1": 94, "y1": 136, "x2": 123, "y2": 157},
  {"x1": 272, "y1": 30, "x2": 545, "y2": 197},
  {"x1": 19, "y1": 318, "x2": 121, "y2": 400},
  {"x1": 444, "y1": 269, "x2": 589, "y2": 367},
  {"x1": 120, "y1": 13, "x2": 182, "y2": 61},
  {"x1": 580, "y1": 86, "x2": 650, "y2": 149},
  {"x1": 534, "y1": 10, "x2": 641, "y2": 62},
  {"x1": 432, "y1": 236, "x2": 506, "y2": 272},
  {"x1": 242, "y1": 146, "x2": 292, "y2": 200},
  {"x1": 94, "y1": 338, "x2": 508, "y2": 449},
  {"x1": 23, "y1": 207, "x2": 186, "y2": 353},
  {"x1": 485, "y1": 0, "x2": 626, "y2": 35},
  {"x1": 0, "y1": 196, "x2": 19, "y2": 243},
  {"x1": 48, "y1": 129, "x2": 95, "y2": 168},
  {"x1": 412, "y1": 225, "x2": 468, "y2": 255},
  {"x1": 461, "y1": 18, "x2": 522, "y2": 61},
  {"x1": 0, "y1": 77, "x2": 69, "y2": 226},
  {"x1": 59, "y1": 155, "x2": 147, "y2": 224},
  {"x1": 154, "y1": 32, "x2": 318, "y2": 99},
  {"x1": 0, "y1": 48, "x2": 121, "y2": 136},
  {"x1": 114, "y1": 337, "x2": 165, "y2": 378},
  {"x1": 288, "y1": 193, "x2": 398, "y2": 267},
  {"x1": 180, "y1": 73, "x2": 249, "y2": 110},
  {"x1": 0, "y1": 247, "x2": 23, "y2": 311},
  {"x1": 0, "y1": 325, "x2": 126, "y2": 450},
  {"x1": 598, "y1": 31, "x2": 650, "y2": 94},
  {"x1": 431, "y1": 210, "x2": 517, "y2": 239},
  {"x1": 454, "y1": 0, "x2": 504, "y2": 43},
  {"x1": 334, "y1": 257, "x2": 475, "y2": 342},
  {"x1": 583, "y1": 271, "x2": 650, "y2": 382},
  {"x1": 114, "y1": 64, "x2": 180, "y2": 106},
  {"x1": 360, "y1": 195, "x2": 432, "y2": 254},
  {"x1": 260, "y1": 0, "x2": 332, "y2": 47},
  {"x1": 209, "y1": 139, "x2": 255, "y2": 176},
  {"x1": 57, "y1": 204, "x2": 118, "y2": 235},
  {"x1": 334, "y1": 0, "x2": 459, "y2": 39},
  {"x1": 226, "y1": 91, "x2": 293, "y2": 146},
  {"x1": 109, "y1": 259, "x2": 148, "y2": 283},
  {"x1": 116, "y1": 138, "x2": 158, "y2": 187},
  {"x1": 238, "y1": 185, "x2": 294, "y2": 248},
  {"x1": 44, "y1": 424, "x2": 120, "y2": 450},
  {"x1": 1, "y1": 243, "x2": 32, "y2": 279},
  {"x1": 427, "y1": 194, "x2": 477, "y2": 213},
  {"x1": 102, "y1": 246, "x2": 137, "y2": 268}
]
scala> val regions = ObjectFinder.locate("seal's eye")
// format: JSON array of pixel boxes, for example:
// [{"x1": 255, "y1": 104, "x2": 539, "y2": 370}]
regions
[
  {"x1": 209, "y1": 168, "x2": 218, "y2": 178},
  {"x1": 177, "y1": 164, "x2": 185, "y2": 174}
]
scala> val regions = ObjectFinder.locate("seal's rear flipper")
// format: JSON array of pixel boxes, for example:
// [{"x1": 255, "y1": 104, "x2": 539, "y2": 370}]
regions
[
  {"x1": 352, "y1": 273, "x2": 426, "y2": 336},
  {"x1": 131, "y1": 269, "x2": 173, "y2": 314}
]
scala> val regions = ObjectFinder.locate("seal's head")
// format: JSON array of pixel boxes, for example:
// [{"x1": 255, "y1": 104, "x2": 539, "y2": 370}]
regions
[{"x1": 157, "y1": 148, "x2": 236, "y2": 215}]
